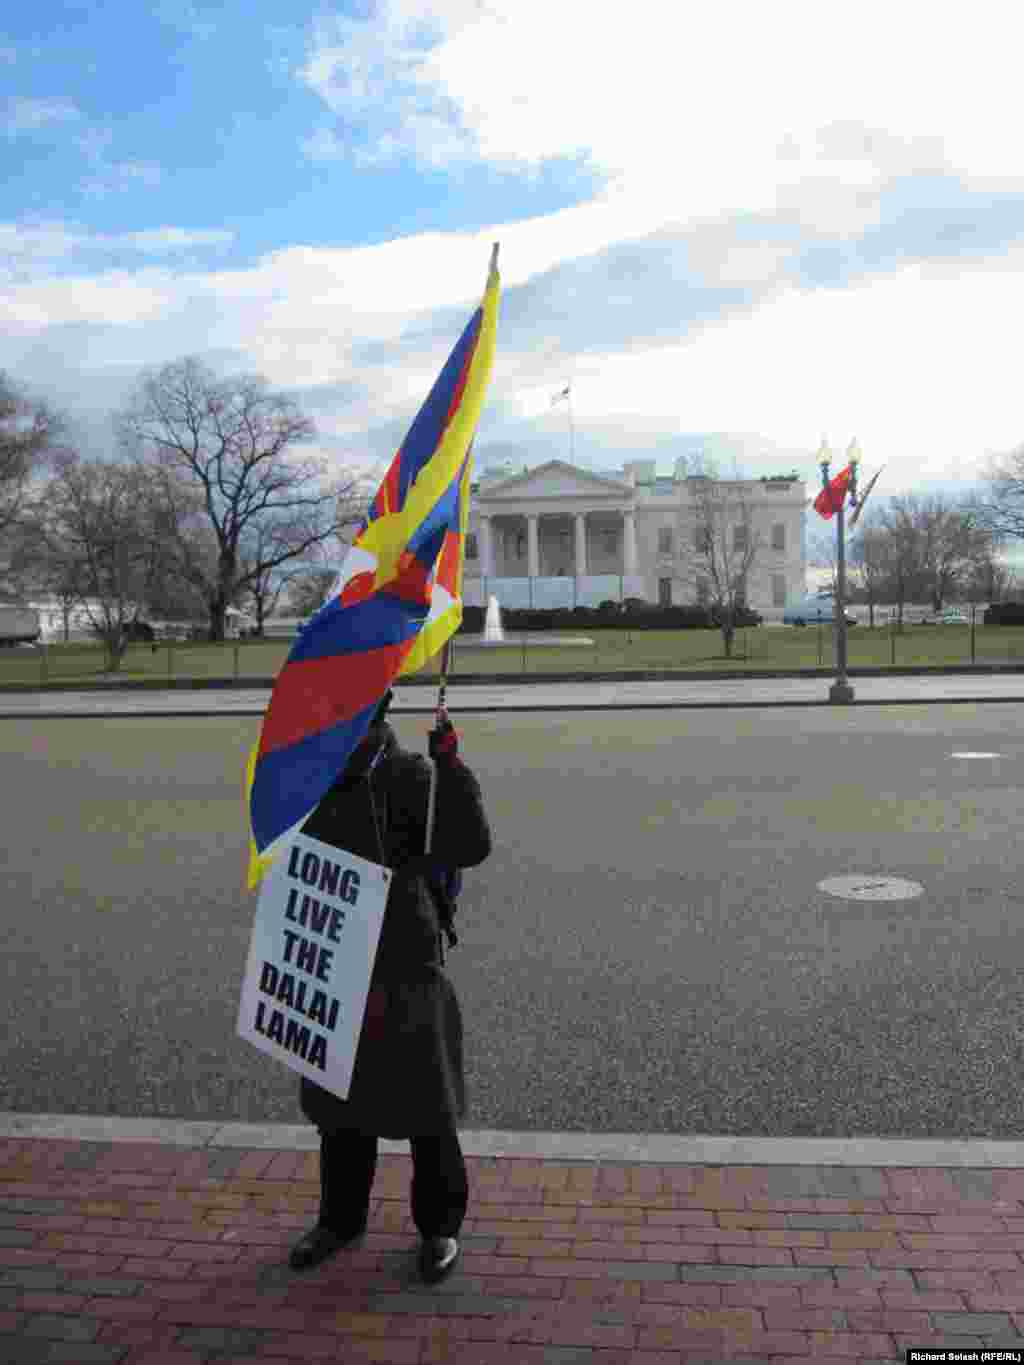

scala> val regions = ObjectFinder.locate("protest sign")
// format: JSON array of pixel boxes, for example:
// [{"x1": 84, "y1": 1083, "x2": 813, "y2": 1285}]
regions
[{"x1": 237, "y1": 832, "x2": 391, "y2": 1100}]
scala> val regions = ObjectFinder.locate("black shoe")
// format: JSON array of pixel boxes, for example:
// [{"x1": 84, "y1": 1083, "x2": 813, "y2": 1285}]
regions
[
  {"x1": 288, "y1": 1222, "x2": 365, "y2": 1271},
  {"x1": 418, "y1": 1235, "x2": 459, "y2": 1284}
]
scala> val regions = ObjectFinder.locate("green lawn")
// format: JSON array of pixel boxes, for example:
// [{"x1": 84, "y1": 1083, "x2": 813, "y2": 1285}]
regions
[{"x1": 2, "y1": 622, "x2": 1023, "y2": 687}]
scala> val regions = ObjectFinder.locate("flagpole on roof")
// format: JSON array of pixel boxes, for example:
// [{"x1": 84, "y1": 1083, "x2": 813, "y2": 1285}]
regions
[{"x1": 551, "y1": 382, "x2": 574, "y2": 464}]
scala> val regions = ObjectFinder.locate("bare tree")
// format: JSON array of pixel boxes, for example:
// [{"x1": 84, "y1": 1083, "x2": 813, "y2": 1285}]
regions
[
  {"x1": 804, "y1": 520, "x2": 843, "y2": 610},
  {"x1": 117, "y1": 357, "x2": 358, "y2": 641},
  {"x1": 40, "y1": 454, "x2": 162, "y2": 670},
  {"x1": 675, "y1": 459, "x2": 761, "y2": 658},
  {"x1": 904, "y1": 494, "x2": 993, "y2": 610},
  {"x1": 871, "y1": 497, "x2": 931, "y2": 628},
  {"x1": 970, "y1": 442, "x2": 1024, "y2": 545},
  {"x1": 235, "y1": 517, "x2": 305, "y2": 635},
  {"x1": 0, "y1": 372, "x2": 64, "y2": 541},
  {"x1": 285, "y1": 569, "x2": 339, "y2": 620},
  {"x1": 847, "y1": 511, "x2": 896, "y2": 626},
  {"x1": 962, "y1": 551, "x2": 1016, "y2": 609},
  {"x1": 237, "y1": 563, "x2": 292, "y2": 636},
  {"x1": 957, "y1": 489, "x2": 1018, "y2": 603},
  {"x1": 7, "y1": 525, "x2": 88, "y2": 640},
  {"x1": 235, "y1": 492, "x2": 362, "y2": 635}
]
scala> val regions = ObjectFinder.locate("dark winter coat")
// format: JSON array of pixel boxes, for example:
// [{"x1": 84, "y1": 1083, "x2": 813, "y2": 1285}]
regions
[{"x1": 296, "y1": 721, "x2": 491, "y2": 1139}]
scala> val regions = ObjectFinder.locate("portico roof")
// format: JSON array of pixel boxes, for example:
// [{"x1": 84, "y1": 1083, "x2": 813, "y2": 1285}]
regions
[{"x1": 476, "y1": 459, "x2": 632, "y2": 502}]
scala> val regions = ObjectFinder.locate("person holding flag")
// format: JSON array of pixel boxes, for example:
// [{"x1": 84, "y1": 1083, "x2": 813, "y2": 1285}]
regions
[
  {"x1": 289, "y1": 686, "x2": 491, "y2": 1283},
  {"x1": 245, "y1": 247, "x2": 500, "y2": 1283}
]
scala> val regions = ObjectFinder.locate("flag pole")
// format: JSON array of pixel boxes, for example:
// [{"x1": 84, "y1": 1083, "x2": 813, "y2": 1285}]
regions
[
  {"x1": 423, "y1": 637, "x2": 452, "y2": 858},
  {"x1": 819, "y1": 438, "x2": 859, "y2": 705},
  {"x1": 424, "y1": 242, "x2": 497, "y2": 858}
]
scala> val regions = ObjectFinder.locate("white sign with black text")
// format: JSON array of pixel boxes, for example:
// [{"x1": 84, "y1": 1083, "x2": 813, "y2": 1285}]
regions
[{"x1": 237, "y1": 833, "x2": 391, "y2": 1100}]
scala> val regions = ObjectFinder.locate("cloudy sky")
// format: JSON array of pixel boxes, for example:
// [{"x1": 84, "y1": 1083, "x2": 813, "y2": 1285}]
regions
[{"x1": 3, "y1": 0, "x2": 1024, "y2": 555}]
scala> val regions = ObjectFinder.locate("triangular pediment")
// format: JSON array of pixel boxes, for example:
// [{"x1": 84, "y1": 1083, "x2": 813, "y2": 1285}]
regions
[{"x1": 478, "y1": 460, "x2": 631, "y2": 501}]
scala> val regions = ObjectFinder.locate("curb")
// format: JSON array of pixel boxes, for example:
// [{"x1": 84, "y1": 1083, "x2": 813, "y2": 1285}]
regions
[
  {"x1": 2, "y1": 664, "x2": 1024, "y2": 695},
  {"x1": 4, "y1": 1114, "x2": 1024, "y2": 1167},
  {"x1": 7, "y1": 694, "x2": 1024, "y2": 720}
]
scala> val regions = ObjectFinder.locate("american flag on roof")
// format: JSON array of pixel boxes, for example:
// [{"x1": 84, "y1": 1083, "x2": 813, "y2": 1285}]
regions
[{"x1": 245, "y1": 245, "x2": 500, "y2": 888}]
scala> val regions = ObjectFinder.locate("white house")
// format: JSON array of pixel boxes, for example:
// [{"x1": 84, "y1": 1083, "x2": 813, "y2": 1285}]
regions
[{"x1": 464, "y1": 458, "x2": 807, "y2": 614}]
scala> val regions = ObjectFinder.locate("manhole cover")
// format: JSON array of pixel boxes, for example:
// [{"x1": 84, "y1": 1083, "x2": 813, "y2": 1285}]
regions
[{"x1": 818, "y1": 875, "x2": 924, "y2": 901}]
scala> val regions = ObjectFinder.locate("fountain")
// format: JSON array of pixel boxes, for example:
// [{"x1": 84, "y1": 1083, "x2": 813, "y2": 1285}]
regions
[
  {"x1": 456, "y1": 592, "x2": 593, "y2": 650},
  {"x1": 483, "y1": 594, "x2": 505, "y2": 643}
]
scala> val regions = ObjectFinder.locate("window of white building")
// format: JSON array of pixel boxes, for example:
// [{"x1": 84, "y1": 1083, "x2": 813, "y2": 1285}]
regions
[
  {"x1": 772, "y1": 574, "x2": 787, "y2": 606},
  {"x1": 658, "y1": 528, "x2": 673, "y2": 554},
  {"x1": 772, "y1": 523, "x2": 785, "y2": 551}
]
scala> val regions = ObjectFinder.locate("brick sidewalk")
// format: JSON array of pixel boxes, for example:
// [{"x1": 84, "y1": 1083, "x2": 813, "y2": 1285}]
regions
[{"x1": 4, "y1": 1139, "x2": 1024, "y2": 1362}]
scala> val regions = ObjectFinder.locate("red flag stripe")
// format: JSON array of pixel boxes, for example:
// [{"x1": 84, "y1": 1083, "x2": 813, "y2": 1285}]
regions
[
  {"x1": 257, "y1": 640, "x2": 412, "y2": 757},
  {"x1": 388, "y1": 550, "x2": 433, "y2": 604},
  {"x1": 383, "y1": 449, "x2": 402, "y2": 514},
  {"x1": 339, "y1": 571, "x2": 376, "y2": 607},
  {"x1": 434, "y1": 528, "x2": 462, "y2": 597}
]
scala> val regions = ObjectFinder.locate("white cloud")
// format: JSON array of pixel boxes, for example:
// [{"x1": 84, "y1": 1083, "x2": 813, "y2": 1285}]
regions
[
  {"x1": 2, "y1": 222, "x2": 1022, "y2": 493},
  {"x1": 5, "y1": 1, "x2": 1024, "y2": 496},
  {"x1": 3, "y1": 270, "x2": 176, "y2": 329},
  {"x1": 4, "y1": 95, "x2": 80, "y2": 135},
  {"x1": 0, "y1": 222, "x2": 234, "y2": 269},
  {"x1": 569, "y1": 254, "x2": 1024, "y2": 483},
  {"x1": 300, "y1": 1, "x2": 1024, "y2": 226}
]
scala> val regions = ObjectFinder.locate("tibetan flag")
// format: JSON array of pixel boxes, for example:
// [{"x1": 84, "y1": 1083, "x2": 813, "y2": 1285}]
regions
[
  {"x1": 814, "y1": 463, "x2": 853, "y2": 520},
  {"x1": 245, "y1": 246, "x2": 500, "y2": 888},
  {"x1": 398, "y1": 439, "x2": 474, "y2": 677}
]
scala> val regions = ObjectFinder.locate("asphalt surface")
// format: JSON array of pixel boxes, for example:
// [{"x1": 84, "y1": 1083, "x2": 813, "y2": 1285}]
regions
[{"x1": 3, "y1": 687, "x2": 1023, "y2": 1142}]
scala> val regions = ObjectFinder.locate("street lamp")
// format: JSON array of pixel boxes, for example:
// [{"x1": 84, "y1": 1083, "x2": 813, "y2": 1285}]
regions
[{"x1": 817, "y1": 437, "x2": 861, "y2": 704}]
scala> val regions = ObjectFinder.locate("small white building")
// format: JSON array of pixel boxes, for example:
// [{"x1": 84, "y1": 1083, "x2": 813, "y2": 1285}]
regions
[{"x1": 464, "y1": 458, "x2": 807, "y2": 614}]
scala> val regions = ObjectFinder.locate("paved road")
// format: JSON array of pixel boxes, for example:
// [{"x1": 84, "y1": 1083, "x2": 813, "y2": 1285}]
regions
[
  {"x1": 4, "y1": 686, "x2": 1023, "y2": 1140},
  {"x1": 2, "y1": 670, "x2": 1024, "y2": 714}
]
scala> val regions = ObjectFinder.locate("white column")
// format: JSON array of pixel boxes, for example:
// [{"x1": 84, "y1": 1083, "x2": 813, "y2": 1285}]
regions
[
  {"x1": 479, "y1": 515, "x2": 495, "y2": 577},
  {"x1": 527, "y1": 515, "x2": 540, "y2": 578},
  {"x1": 574, "y1": 513, "x2": 587, "y2": 577},
  {"x1": 622, "y1": 510, "x2": 638, "y2": 575}
]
